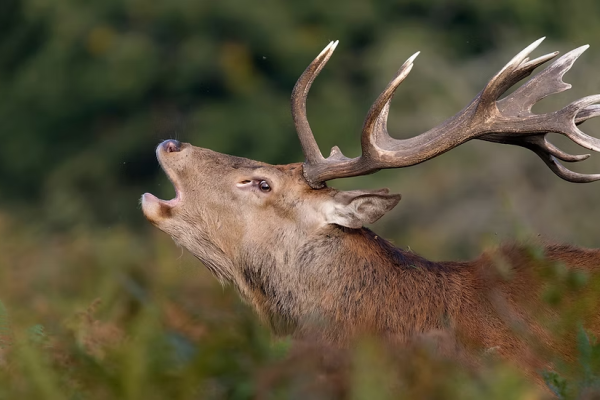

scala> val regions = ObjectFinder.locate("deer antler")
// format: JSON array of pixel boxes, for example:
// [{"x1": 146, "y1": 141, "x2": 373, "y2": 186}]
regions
[{"x1": 291, "y1": 38, "x2": 600, "y2": 188}]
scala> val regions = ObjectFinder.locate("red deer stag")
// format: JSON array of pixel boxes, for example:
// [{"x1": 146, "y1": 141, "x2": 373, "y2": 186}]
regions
[{"x1": 142, "y1": 38, "x2": 600, "y2": 379}]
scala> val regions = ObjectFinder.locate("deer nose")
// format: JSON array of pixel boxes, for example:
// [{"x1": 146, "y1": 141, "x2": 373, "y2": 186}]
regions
[{"x1": 162, "y1": 139, "x2": 181, "y2": 153}]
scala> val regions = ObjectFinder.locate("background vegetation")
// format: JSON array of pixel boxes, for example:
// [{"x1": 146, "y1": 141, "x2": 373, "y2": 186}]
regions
[{"x1": 2, "y1": 0, "x2": 600, "y2": 398}]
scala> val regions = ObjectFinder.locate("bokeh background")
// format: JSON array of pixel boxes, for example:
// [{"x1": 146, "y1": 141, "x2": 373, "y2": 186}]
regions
[{"x1": 2, "y1": 0, "x2": 600, "y2": 398}]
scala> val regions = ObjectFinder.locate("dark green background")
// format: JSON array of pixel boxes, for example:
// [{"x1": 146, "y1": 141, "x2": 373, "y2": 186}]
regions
[{"x1": 3, "y1": 0, "x2": 600, "y2": 260}]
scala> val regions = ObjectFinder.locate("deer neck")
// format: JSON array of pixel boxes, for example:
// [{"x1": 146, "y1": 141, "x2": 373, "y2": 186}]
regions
[{"x1": 233, "y1": 225, "x2": 462, "y2": 341}]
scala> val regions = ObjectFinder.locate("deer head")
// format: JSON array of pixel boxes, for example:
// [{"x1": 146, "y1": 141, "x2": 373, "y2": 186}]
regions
[
  {"x1": 141, "y1": 38, "x2": 600, "y2": 335},
  {"x1": 141, "y1": 141, "x2": 401, "y2": 283}
]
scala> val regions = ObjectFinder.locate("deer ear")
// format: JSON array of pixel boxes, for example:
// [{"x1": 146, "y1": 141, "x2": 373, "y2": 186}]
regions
[{"x1": 322, "y1": 189, "x2": 401, "y2": 229}]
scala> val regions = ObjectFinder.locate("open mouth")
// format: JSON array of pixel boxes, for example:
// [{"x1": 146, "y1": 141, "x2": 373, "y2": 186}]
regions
[
  {"x1": 141, "y1": 140, "x2": 185, "y2": 220},
  {"x1": 141, "y1": 168, "x2": 182, "y2": 222},
  {"x1": 143, "y1": 166, "x2": 182, "y2": 208}
]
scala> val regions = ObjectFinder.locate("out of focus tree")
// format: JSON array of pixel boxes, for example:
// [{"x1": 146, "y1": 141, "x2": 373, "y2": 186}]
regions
[{"x1": 2, "y1": 0, "x2": 600, "y2": 256}]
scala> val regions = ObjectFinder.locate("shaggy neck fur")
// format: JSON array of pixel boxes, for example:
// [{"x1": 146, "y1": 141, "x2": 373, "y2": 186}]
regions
[{"x1": 234, "y1": 225, "x2": 464, "y2": 343}]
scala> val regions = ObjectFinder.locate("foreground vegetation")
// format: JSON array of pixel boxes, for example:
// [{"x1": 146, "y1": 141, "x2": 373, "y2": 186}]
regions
[{"x1": 1, "y1": 213, "x2": 600, "y2": 399}]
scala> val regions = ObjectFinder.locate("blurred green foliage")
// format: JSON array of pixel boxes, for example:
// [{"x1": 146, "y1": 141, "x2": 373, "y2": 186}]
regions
[
  {"x1": 3, "y1": 0, "x2": 600, "y2": 398},
  {"x1": 2, "y1": 0, "x2": 600, "y2": 235},
  {"x1": 0, "y1": 215, "x2": 552, "y2": 398}
]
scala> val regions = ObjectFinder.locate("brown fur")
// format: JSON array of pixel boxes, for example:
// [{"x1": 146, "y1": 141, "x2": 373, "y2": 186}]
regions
[{"x1": 141, "y1": 142, "x2": 600, "y2": 382}]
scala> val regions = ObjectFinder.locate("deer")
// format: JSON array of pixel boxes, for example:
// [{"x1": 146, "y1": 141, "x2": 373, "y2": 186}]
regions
[{"x1": 141, "y1": 38, "x2": 600, "y2": 382}]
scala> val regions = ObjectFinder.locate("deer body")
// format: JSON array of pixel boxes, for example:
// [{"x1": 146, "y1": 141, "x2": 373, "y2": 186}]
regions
[
  {"x1": 225, "y1": 199, "x2": 600, "y2": 375},
  {"x1": 142, "y1": 38, "x2": 600, "y2": 379}
]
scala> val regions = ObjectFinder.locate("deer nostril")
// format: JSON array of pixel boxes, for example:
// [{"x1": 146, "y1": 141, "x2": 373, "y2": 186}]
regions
[{"x1": 162, "y1": 139, "x2": 181, "y2": 153}]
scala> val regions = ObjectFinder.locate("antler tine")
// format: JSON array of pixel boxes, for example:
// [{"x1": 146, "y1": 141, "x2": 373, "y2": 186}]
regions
[
  {"x1": 291, "y1": 40, "x2": 339, "y2": 164},
  {"x1": 576, "y1": 104, "x2": 600, "y2": 125},
  {"x1": 499, "y1": 45, "x2": 589, "y2": 116},
  {"x1": 361, "y1": 52, "x2": 420, "y2": 152},
  {"x1": 534, "y1": 150, "x2": 600, "y2": 183},
  {"x1": 296, "y1": 39, "x2": 600, "y2": 188},
  {"x1": 520, "y1": 51, "x2": 560, "y2": 72},
  {"x1": 481, "y1": 134, "x2": 591, "y2": 162},
  {"x1": 533, "y1": 136, "x2": 590, "y2": 162},
  {"x1": 478, "y1": 37, "x2": 548, "y2": 107},
  {"x1": 558, "y1": 95, "x2": 600, "y2": 152}
]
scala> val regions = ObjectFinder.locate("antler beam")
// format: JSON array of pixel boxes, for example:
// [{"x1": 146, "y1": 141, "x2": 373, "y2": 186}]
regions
[{"x1": 291, "y1": 38, "x2": 600, "y2": 188}]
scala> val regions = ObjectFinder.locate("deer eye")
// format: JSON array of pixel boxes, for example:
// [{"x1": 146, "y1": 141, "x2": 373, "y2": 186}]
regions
[{"x1": 259, "y1": 180, "x2": 271, "y2": 192}]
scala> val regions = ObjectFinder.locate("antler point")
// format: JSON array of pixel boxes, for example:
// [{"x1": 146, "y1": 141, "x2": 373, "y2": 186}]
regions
[
  {"x1": 408, "y1": 51, "x2": 420, "y2": 64},
  {"x1": 528, "y1": 37, "x2": 546, "y2": 50},
  {"x1": 317, "y1": 41, "x2": 337, "y2": 58}
]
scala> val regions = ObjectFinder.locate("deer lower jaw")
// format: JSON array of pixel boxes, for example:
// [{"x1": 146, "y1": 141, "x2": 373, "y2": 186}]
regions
[
  {"x1": 142, "y1": 192, "x2": 181, "y2": 208},
  {"x1": 141, "y1": 171, "x2": 182, "y2": 222},
  {"x1": 141, "y1": 192, "x2": 181, "y2": 222}
]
